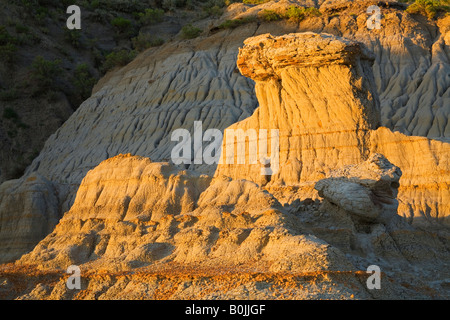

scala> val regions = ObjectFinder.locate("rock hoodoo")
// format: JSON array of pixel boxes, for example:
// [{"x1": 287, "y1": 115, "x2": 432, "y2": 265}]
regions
[{"x1": 215, "y1": 32, "x2": 450, "y2": 225}]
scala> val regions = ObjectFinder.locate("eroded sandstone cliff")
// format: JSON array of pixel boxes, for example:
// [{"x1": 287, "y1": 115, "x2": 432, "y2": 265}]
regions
[
  {"x1": 1, "y1": 29, "x2": 448, "y2": 299},
  {"x1": 215, "y1": 32, "x2": 450, "y2": 225},
  {"x1": 0, "y1": 1, "x2": 449, "y2": 299},
  {"x1": 5, "y1": 152, "x2": 448, "y2": 299}
]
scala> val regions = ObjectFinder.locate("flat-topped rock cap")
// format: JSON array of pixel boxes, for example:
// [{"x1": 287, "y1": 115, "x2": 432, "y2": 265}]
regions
[{"x1": 237, "y1": 32, "x2": 374, "y2": 81}]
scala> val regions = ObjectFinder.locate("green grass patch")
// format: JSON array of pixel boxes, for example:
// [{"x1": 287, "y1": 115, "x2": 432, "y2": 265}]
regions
[
  {"x1": 406, "y1": 0, "x2": 450, "y2": 19},
  {"x1": 258, "y1": 9, "x2": 282, "y2": 21},
  {"x1": 284, "y1": 6, "x2": 321, "y2": 22},
  {"x1": 217, "y1": 16, "x2": 257, "y2": 29}
]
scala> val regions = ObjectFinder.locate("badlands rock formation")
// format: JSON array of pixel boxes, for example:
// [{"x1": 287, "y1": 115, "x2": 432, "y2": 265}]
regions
[
  {"x1": 5, "y1": 153, "x2": 449, "y2": 299},
  {"x1": 17, "y1": 154, "x2": 351, "y2": 274},
  {"x1": 314, "y1": 153, "x2": 404, "y2": 227},
  {"x1": 216, "y1": 32, "x2": 450, "y2": 226},
  {"x1": 0, "y1": 0, "x2": 449, "y2": 292},
  {"x1": 0, "y1": 174, "x2": 59, "y2": 263}
]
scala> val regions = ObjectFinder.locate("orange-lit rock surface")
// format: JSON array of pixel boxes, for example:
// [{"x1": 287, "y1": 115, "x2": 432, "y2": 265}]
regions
[{"x1": 215, "y1": 32, "x2": 450, "y2": 225}]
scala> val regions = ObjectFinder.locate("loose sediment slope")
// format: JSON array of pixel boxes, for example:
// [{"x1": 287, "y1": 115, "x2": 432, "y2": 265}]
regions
[
  {"x1": 17, "y1": 154, "x2": 351, "y2": 275},
  {"x1": 9, "y1": 152, "x2": 449, "y2": 299}
]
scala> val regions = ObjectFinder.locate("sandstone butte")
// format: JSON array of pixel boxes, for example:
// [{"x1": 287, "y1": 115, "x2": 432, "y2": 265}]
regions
[
  {"x1": 0, "y1": 0, "x2": 449, "y2": 300},
  {"x1": 216, "y1": 32, "x2": 450, "y2": 225}
]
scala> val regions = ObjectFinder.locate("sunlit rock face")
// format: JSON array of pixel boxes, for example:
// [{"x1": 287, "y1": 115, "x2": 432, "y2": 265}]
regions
[{"x1": 215, "y1": 32, "x2": 450, "y2": 225}]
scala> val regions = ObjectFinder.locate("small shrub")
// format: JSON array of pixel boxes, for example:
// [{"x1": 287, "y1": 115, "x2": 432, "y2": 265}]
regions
[
  {"x1": 0, "y1": 25, "x2": 16, "y2": 45},
  {"x1": 181, "y1": 24, "x2": 202, "y2": 39},
  {"x1": 243, "y1": 0, "x2": 270, "y2": 4},
  {"x1": 7, "y1": 130, "x2": 17, "y2": 139},
  {"x1": 16, "y1": 32, "x2": 40, "y2": 46},
  {"x1": 0, "y1": 43, "x2": 18, "y2": 64},
  {"x1": 17, "y1": 122, "x2": 30, "y2": 129},
  {"x1": 3, "y1": 107, "x2": 19, "y2": 120},
  {"x1": 0, "y1": 88, "x2": 19, "y2": 101},
  {"x1": 30, "y1": 56, "x2": 62, "y2": 93},
  {"x1": 102, "y1": 49, "x2": 137, "y2": 72},
  {"x1": 92, "y1": 0, "x2": 145, "y2": 13},
  {"x1": 138, "y1": 8, "x2": 164, "y2": 25},
  {"x1": 204, "y1": 5, "x2": 223, "y2": 17},
  {"x1": 35, "y1": 6, "x2": 49, "y2": 25},
  {"x1": 111, "y1": 16, "x2": 132, "y2": 33},
  {"x1": 284, "y1": 6, "x2": 321, "y2": 22},
  {"x1": 259, "y1": 9, "x2": 282, "y2": 21},
  {"x1": 73, "y1": 63, "x2": 97, "y2": 100},
  {"x1": 132, "y1": 33, "x2": 164, "y2": 51},
  {"x1": 217, "y1": 16, "x2": 257, "y2": 29},
  {"x1": 406, "y1": 0, "x2": 450, "y2": 19}
]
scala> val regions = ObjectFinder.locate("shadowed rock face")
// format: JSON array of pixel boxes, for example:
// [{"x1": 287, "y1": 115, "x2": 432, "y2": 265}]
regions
[
  {"x1": 215, "y1": 32, "x2": 450, "y2": 225},
  {"x1": 0, "y1": 173, "x2": 59, "y2": 262},
  {"x1": 315, "y1": 153, "x2": 403, "y2": 227}
]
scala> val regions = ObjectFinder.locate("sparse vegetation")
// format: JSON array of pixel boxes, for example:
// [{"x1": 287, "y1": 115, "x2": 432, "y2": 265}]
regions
[
  {"x1": 111, "y1": 16, "x2": 133, "y2": 34},
  {"x1": 217, "y1": 5, "x2": 321, "y2": 28},
  {"x1": 284, "y1": 6, "x2": 321, "y2": 22},
  {"x1": 138, "y1": 8, "x2": 164, "y2": 25},
  {"x1": 73, "y1": 63, "x2": 97, "y2": 101},
  {"x1": 242, "y1": 0, "x2": 270, "y2": 4},
  {"x1": 181, "y1": 24, "x2": 202, "y2": 39},
  {"x1": 2, "y1": 107, "x2": 19, "y2": 121},
  {"x1": 0, "y1": 88, "x2": 19, "y2": 101},
  {"x1": 258, "y1": 9, "x2": 282, "y2": 22},
  {"x1": 0, "y1": 43, "x2": 18, "y2": 65},
  {"x1": 0, "y1": 25, "x2": 18, "y2": 64},
  {"x1": 30, "y1": 56, "x2": 62, "y2": 94},
  {"x1": 132, "y1": 32, "x2": 164, "y2": 51},
  {"x1": 102, "y1": 49, "x2": 137, "y2": 72},
  {"x1": 64, "y1": 29, "x2": 82, "y2": 48},
  {"x1": 217, "y1": 16, "x2": 257, "y2": 29},
  {"x1": 405, "y1": 0, "x2": 450, "y2": 19}
]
